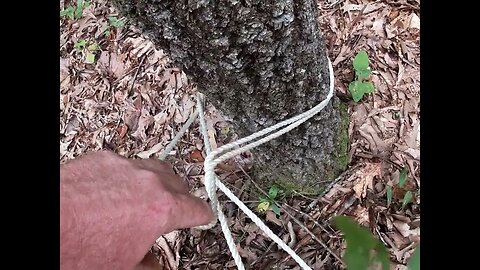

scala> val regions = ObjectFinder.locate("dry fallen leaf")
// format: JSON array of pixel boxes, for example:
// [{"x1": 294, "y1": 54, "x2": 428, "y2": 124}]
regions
[
  {"x1": 116, "y1": 124, "x2": 128, "y2": 138},
  {"x1": 385, "y1": 23, "x2": 399, "y2": 39},
  {"x1": 60, "y1": 58, "x2": 70, "y2": 82},
  {"x1": 393, "y1": 220, "x2": 419, "y2": 239},
  {"x1": 384, "y1": 53, "x2": 397, "y2": 68},
  {"x1": 408, "y1": 13, "x2": 420, "y2": 30},
  {"x1": 371, "y1": 15, "x2": 385, "y2": 36},
  {"x1": 97, "y1": 50, "x2": 130, "y2": 79},
  {"x1": 236, "y1": 244, "x2": 258, "y2": 261},
  {"x1": 265, "y1": 211, "x2": 283, "y2": 227},
  {"x1": 60, "y1": 140, "x2": 71, "y2": 159},
  {"x1": 137, "y1": 141, "x2": 165, "y2": 159},
  {"x1": 207, "y1": 129, "x2": 218, "y2": 149},
  {"x1": 352, "y1": 103, "x2": 369, "y2": 127},
  {"x1": 358, "y1": 123, "x2": 388, "y2": 153},
  {"x1": 244, "y1": 223, "x2": 262, "y2": 246},
  {"x1": 351, "y1": 205, "x2": 370, "y2": 226},
  {"x1": 131, "y1": 108, "x2": 153, "y2": 141},
  {"x1": 352, "y1": 163, "x2": 382, "y2": 198},
  {"x1": 154, "y1": 230, "x2": 183, "y2": 270},
  {"x1": 190, "y1": 149, "x2": 204, "y2": 162}
]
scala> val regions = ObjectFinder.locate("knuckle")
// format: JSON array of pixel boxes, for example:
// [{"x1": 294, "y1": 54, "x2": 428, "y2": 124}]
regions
[{"x1": 139, "y1": 169, "x2": 161, "y2": 183}]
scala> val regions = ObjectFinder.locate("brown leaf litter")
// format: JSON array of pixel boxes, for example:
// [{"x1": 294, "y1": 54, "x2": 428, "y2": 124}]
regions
[{"x1": 60, "y1": 0, "x2": 420, "y2": 269}]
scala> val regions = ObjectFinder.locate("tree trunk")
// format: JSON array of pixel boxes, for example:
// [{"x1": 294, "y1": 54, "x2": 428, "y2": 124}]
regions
[{"x1": 112, "y1": 0, "x2": 349, "y2": 194}]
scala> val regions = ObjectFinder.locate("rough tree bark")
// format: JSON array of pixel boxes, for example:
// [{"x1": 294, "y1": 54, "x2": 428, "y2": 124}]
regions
[{"x1": 113, "y1": 0, "x2": 349, "y2": 194}]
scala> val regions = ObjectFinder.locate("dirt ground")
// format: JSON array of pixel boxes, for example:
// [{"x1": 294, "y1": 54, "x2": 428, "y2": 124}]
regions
[{"x1": 60, "y1": 0, "x2": 420, "y2": 269}]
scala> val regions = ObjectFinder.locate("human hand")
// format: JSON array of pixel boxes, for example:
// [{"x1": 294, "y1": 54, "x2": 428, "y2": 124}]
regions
[{"x1": 60, "y1": 150, "x2": 213, "y2": 270}]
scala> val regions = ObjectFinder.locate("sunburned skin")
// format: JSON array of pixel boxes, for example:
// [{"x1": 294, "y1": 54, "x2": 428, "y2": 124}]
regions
[{"x1": 60, "y1": 151, "x2": 213, "y2": 270}]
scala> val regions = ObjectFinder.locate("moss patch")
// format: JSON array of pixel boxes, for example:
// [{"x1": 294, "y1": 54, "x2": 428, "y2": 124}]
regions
[
  {"x1": 333, "y1": 98, "x2": 350, "y2": 177},
  {"x1": 252, "y1": 165, "x2": 322, "y2": 196},
  {"x1": 277, "y1": 179, "x2": 324, "y2": 197}
]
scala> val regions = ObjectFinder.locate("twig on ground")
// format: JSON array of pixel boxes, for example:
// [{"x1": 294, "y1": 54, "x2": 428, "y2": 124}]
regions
[
  {"x1": 282, "y1": 205, "x2": 346, "y2": 267},
  {"x1": 112, "y1": 65, "x2": 143, "y2": 84},
  {"x1": 287, "y1": 221, "x2": 296, "y2": 248},
  {"x1": 282, "y1": 204, "x2": 334, "y2": 238},
  {"x1": 291, "y1": 190, "x2": 319, "y2": 201},
  {"x1": 375, "y1": 227, "x2": 390, "y2": 248},
  {"x1": 251, "y1": 241, "x2": 275, "y2": 266},
  {"x1": 357, "y1": 151, "x2": 404, "y2": 169},
  {"x1": 234, "y1": 160, "x2": 345, "y2": 267},
  {"x1": 305, "y1": 163, "x2": 363, "y2": 212},
  {"x1": 129, "y1": 52, "x2": 148, "y2": 94}
]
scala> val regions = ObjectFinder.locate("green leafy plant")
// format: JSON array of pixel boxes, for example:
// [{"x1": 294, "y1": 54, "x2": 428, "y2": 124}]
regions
[
  {"x1": 108, "y1": 16, "x2": 125, "y2": 28},
  {"x1": 407, "y1": 245, "x2": 420, "y2": 270},
  {"x1": 104, "y1": 16, "x2": 126, "y2": 37},
  {"x1": 256, "y1": 185, "x2": 282, "y2": 215},
  {"x1": 74, "y1": 39, "x2": 99, "y2": 64},
  {"x1": 349, "y1": 51, "x2": 375, "y2": 102},
  {"x1": 60, "y1": 6, "x2": 75, "y2": 20},
  {"x1": 335, "y1": 216, "x2": 420, "y2": 270},
  {"x1": 74, "y1": 39, "x2": 87, "y2": 50},
  {"x1": 335, "y1": 216, "x2": 390, "y2": 270},
  {"x1": 60, "y1": 0, "x2": 91, "y2": 20}
]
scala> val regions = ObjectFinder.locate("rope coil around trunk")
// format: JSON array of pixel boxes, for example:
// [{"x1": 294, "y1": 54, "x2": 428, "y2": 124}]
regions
[{"x1": 158, "y1": 57, "x2": 335, "y2": 270}]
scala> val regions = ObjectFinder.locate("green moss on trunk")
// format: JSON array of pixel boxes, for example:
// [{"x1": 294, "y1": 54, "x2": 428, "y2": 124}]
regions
[
  {"x1": 252, "y1": 97, "x2": 350, "y2": 195},
  {"x1": 332, "y1": 98, "x2": 350, "y2": 177}
]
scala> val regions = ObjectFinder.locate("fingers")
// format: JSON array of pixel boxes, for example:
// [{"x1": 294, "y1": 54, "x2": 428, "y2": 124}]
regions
[
  {"x1": 168, "y1": 193, "x2": 215, "y2": 230},
  {"x1": 136, "y1": 158, "x2": 215, "y2": 231},
  {"x1": 160, "y1": 176, "x2": 190, "y2": 194},
  {"x1": 86, "y1": 151, "x2": 185, "y2": 192},
  {"x1": 83, "y1": 151, "x2": 214, "y2": 228},
  {"x1": 132, "y1": 158, "x2": 175, "y2": 175},
  {"x1": 133, "y1": 158, "x2": 190, "y2": 194}
]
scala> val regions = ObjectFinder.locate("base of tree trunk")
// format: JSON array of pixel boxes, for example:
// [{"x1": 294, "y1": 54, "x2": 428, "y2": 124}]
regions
[
  {"x1": 250, "y1": 97, "x2": 349, "y2": 195},
  {"x1": 112, "y1": 0, "x2": 350, "y2": 194}
]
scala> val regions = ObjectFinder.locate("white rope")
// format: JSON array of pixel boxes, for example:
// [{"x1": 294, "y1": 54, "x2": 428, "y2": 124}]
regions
[
  {"x1": 158, "y1": 57, "x2": 335, "y2": 270},
  {"x1": 158, "y1": 109, "x2": 199, "y2": 160},
  {"x1": 195, "y1": 94, "x2": 245, "y2": 268}
]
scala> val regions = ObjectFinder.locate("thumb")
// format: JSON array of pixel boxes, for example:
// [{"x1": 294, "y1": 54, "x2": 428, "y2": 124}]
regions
[{"x1": 165, "y1": 193, "x2": 215, "y2": 231}]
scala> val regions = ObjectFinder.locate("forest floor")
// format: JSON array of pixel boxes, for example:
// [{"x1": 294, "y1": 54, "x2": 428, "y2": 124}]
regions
[{"x1": 60, "y1": 0, "x2": 420, "y2": 269}]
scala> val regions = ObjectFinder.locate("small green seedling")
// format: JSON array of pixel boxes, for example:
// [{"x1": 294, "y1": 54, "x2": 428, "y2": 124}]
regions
[
  {"x1": 256, "y1": 185, "x2": 282, "y2": 215},
  {"x1": 60, "y1": 6, "x2": 75, "y2": 20},
  {"x1": 74, "y1": 39, "x2": 99, "y2": 64},
  {"x1": 108, "y1": 16, "x2": 125, "y2": 28},
  {"x1": 386, "y1": 185, "x2": 393, "y2": 206},
  {"x1": 401, "y1": 191, "x2": 413, "y2": 210},
  {"x1": 60, "y1": 0, "x2": 91, "y2": 20},
  {"x1": 398, "y1": 167, "x2": 408, "y2": 187},
  {"x1": 386, "y1": 167, "x2": 416, "y2": 210},
  {"x1": 398, "y1": 167, "x2": 413, "y2": 210},
  {"x1": 104, "y1": 16, "x2": 126, "y2": 37},
  {"x1": 349, "y1": 51, "x2": 375, "y2": 102},
  {"x1": 74, "y1": 39, "x2": 87, "y2": 50}
]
